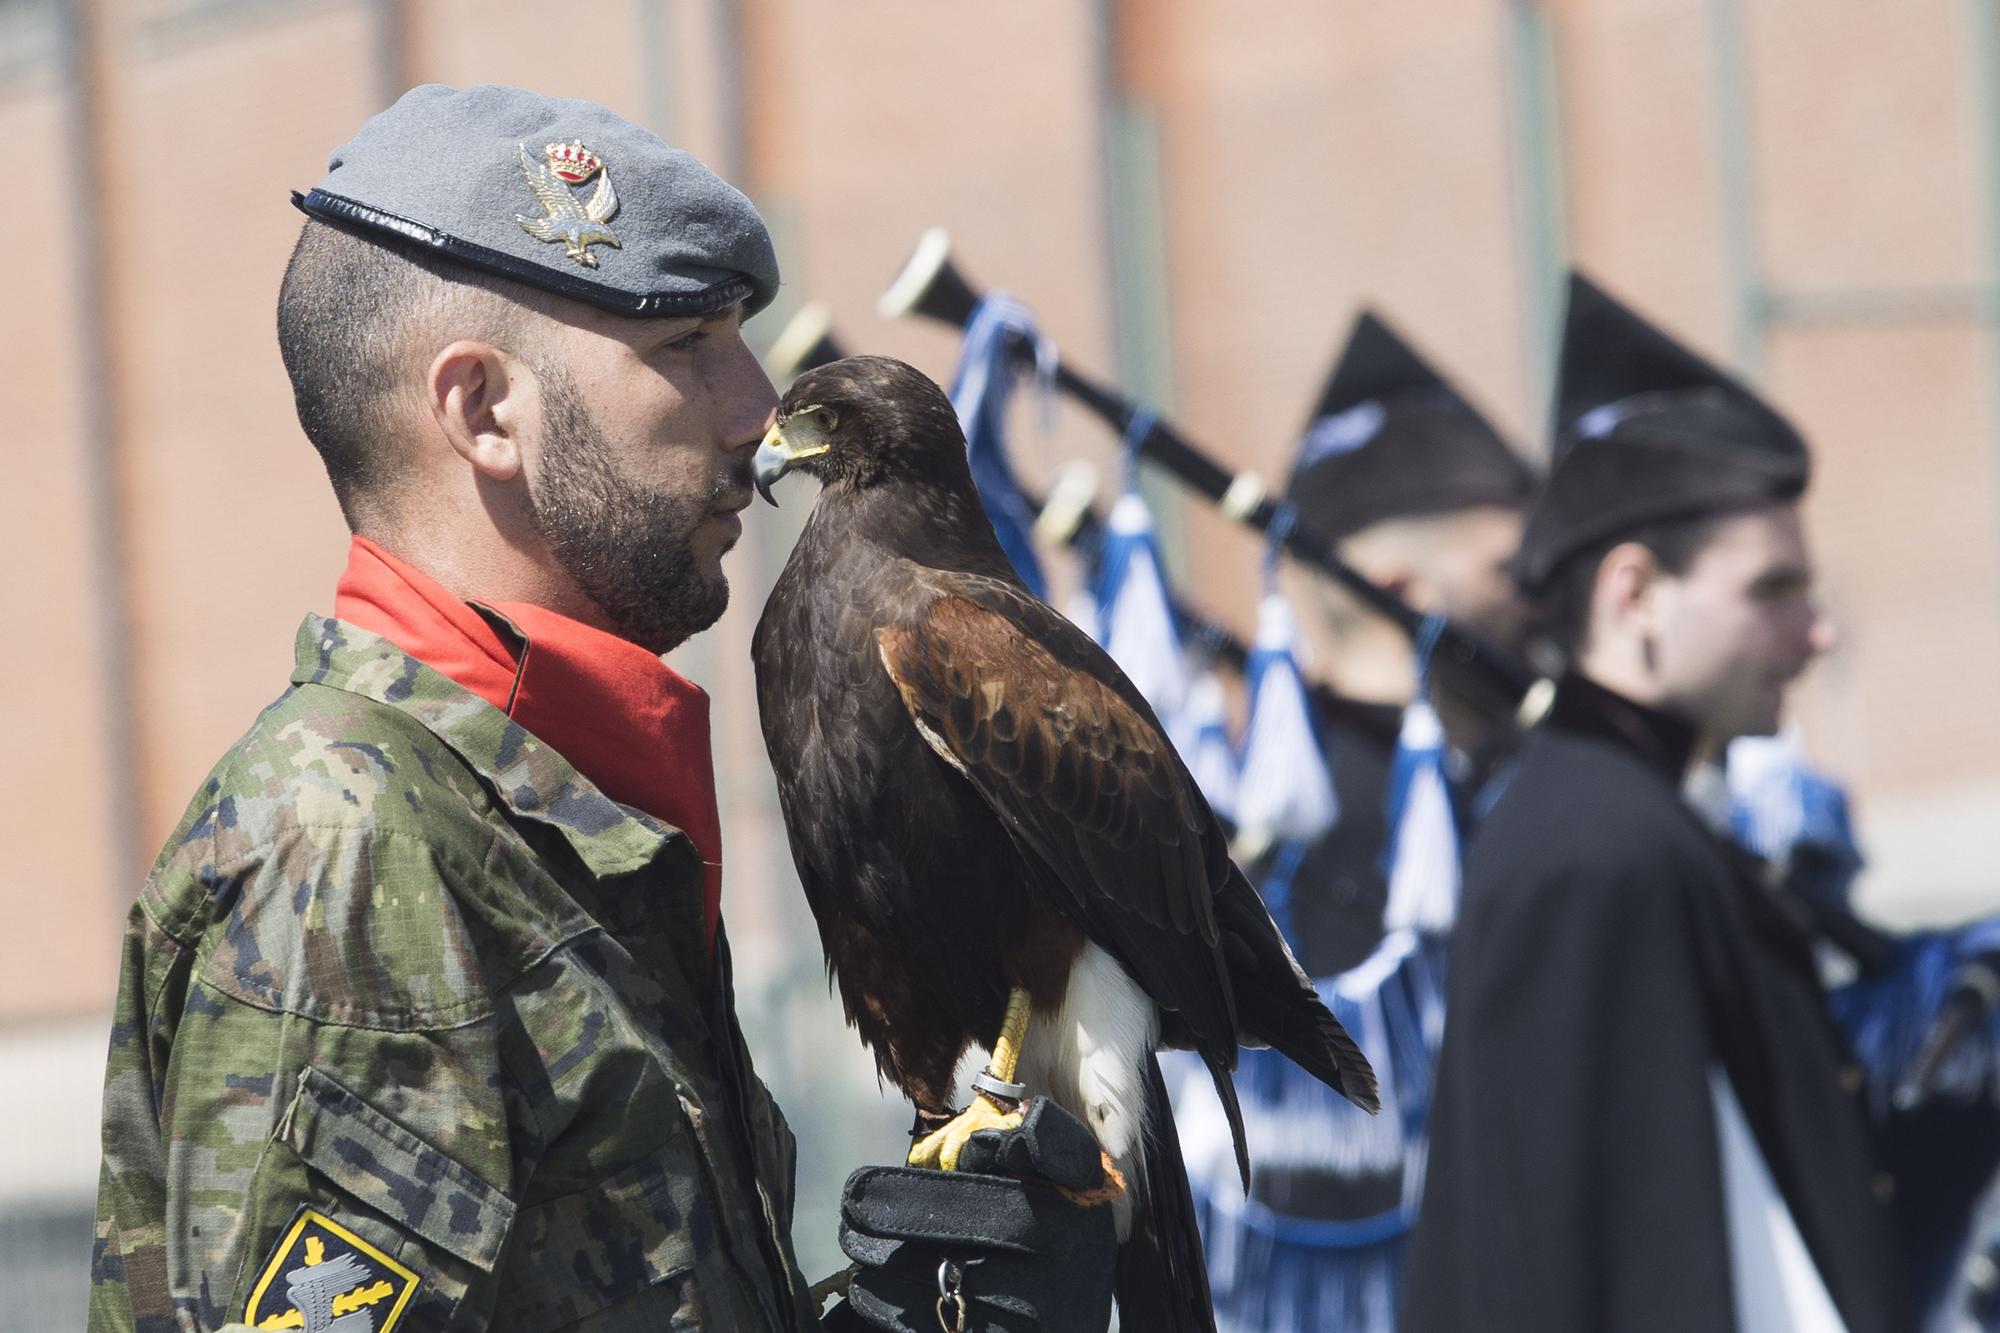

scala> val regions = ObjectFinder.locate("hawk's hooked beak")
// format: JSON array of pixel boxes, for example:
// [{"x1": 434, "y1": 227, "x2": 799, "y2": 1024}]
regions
[{"x1": 753, "y1": 415, "x2": 832, "y2": 506}]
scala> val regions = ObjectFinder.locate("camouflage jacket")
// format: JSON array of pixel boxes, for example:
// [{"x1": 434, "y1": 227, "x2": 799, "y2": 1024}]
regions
[{"x1": 90, "y1": 616, "x2": 821, "y2": 1332}]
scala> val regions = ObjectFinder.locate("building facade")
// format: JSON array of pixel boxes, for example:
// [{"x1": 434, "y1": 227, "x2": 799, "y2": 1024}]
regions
[{"x1": 6, "y1": 0, "x2": 1998, "y2": 1320}]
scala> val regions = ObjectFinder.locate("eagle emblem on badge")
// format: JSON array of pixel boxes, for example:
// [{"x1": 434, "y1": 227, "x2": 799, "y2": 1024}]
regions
[{"x1": 515, "y1": 139, "x2": 621, "y2": 268}]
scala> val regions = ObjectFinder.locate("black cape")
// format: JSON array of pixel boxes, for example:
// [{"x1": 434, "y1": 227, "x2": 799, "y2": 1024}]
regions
[
  {"x1": 1403, "y1": 674, "x2": 1904, "y2": 1333},
  {"x1": 1232, "y1": 700, "x2": 1406, "y2": 1231},
  {"x1": 1278, "y1": 700, "x2": 1404, "y2": 981}
]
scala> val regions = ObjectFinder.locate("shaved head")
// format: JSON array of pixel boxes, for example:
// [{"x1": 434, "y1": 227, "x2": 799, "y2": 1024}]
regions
[{"x1": 276, "y1": 218, "x2": 563, "y2": 528}]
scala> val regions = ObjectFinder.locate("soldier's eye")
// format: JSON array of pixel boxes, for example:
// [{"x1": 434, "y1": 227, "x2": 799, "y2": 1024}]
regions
[{"x1": 664, "y1": 328, "x2": 709, "y2": 353}]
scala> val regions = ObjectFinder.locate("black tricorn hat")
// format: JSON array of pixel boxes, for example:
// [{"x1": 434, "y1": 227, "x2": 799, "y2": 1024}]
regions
[
  {"x1": 1515, "y1": 273, "x2": 1809, "y2": 592},
  {"x1": 1285, "y1": 311, "x2": 1536, "y2": 543}
]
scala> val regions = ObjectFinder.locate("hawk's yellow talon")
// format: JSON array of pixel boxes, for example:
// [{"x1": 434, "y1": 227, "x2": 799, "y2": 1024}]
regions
[
  {"x1": 907, "y1": 1094, "x2": 1025, "y2": 1171},
  {"x1": 909, "y1": 987, "x2": 1033, "y2": 1170}
]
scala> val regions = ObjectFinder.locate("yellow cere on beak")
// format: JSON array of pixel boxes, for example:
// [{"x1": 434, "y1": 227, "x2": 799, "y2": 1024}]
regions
[{"x1": 753, "y1": 409, "x2": 834, "y2": 506}]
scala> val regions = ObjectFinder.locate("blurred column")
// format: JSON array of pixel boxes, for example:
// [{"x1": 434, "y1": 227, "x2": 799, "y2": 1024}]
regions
[
  {"x1": 1100, "y1": 0, "x2": 1184, "y2": 560},
  {"x1": 708, "y1": 0, "x2": 748, "y2": 184},
  {"x1": 373, "y1": 0, "x2": 418, "y2": 109},
  {"x1": 1503, "y1": 0, "x2": 1568, "y2": 429},
  {"x1": 1703, "y1": 0, "x2": 1767, "y2": 375},
  {"x1": 639, "y1": 0, "x2": 679, "y2": 147},
  {"x1": 1095, "y1": 0, "x2": 1173, "y2": 413},
  {"x1": 58, "y1": 0, "x2": 142, "y2": 891},
  {"x1": 1970, "y1": 0, "x2": 2000, "y2": 549}
]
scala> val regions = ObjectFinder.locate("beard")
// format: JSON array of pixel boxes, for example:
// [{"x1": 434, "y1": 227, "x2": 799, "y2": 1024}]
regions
[{"x1": 527, "y1": 364, "x2": 745, "y2": 655}]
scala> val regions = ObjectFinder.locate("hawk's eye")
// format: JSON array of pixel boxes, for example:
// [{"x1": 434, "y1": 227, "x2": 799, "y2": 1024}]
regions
[{"x1": 815, "y1": 408, "x2": 838, "y2": 432}]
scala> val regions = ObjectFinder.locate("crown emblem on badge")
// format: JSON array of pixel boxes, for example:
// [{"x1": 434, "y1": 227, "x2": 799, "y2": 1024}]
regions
[
  {"x1": 514, "y1": 138, "x2": 621, "y2": 268},
  {"x1": 544, "y1": 139, "x2": 602, "y2": 184}
]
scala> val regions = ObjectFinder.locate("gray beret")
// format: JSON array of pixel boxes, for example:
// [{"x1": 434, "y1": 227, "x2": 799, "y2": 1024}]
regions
[{"x1": 295, "y1": 83, "x2": 779, "y2": 318}]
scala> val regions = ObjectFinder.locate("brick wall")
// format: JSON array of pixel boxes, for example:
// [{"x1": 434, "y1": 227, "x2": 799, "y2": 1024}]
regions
[{"x1": 9, "y1": 0, "x2": 2000, "y2": 1302}]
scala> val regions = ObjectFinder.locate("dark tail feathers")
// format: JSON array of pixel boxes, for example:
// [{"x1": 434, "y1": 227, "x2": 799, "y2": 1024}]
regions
[
  {"x1": 1114, "y1": 1054, "x2": 1219, "y2": 1333},
  {"x1": 1217, "y1": 864, "x2": 1381, "y2": 1114}
]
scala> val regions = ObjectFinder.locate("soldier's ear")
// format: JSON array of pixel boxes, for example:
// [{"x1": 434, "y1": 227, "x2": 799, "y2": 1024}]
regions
[{"x1": 427, "y1": 340, "x2": 526, "y2": 483}]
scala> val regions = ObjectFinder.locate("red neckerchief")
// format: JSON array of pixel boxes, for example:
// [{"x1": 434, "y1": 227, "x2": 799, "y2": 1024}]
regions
[{"x1": 333, "y1": 535, "x2": 722, "y2": 953}]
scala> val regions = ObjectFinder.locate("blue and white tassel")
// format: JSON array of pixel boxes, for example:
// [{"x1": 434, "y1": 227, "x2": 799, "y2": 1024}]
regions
[
  {"x1": 1722, "y1": 737, "x2": 2000, "y2": 1110},
  {"x1": 948, "y1": 293, "x2": 1057, "y2": 598},
  {"x1": 1726, "y1": 731, "x2": 1863, "y2": 901},
  {"x1": 1233, "y1": 511, "x2": 1340, "y2": 850},
  {"x1": 1829, "y1": 925, "x2": 2000, "y2": 1115},
  {"x1": 1178, "y1": 919, "x2": 1441, "y2": 1333},
  {"x1": 1090, "y1": 411, "x2": 1190, "y2": 718},
  {"x1": 1170, "y1": 669, "x2": 1240, "y2": 824},
  {"x1": 1380, "y1": 617, "x2": 1462, "y2": 935}
]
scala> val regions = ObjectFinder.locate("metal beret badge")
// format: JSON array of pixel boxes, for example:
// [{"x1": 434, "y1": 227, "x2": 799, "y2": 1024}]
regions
[{"x1": 515, "y1": 138, "x2": 620, "y2": 268}]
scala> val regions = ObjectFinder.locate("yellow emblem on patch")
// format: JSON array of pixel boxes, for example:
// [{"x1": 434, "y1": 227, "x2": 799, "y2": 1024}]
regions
[{"x1": 243, "y1": 1206, "x2": 420, "y2": 1332}]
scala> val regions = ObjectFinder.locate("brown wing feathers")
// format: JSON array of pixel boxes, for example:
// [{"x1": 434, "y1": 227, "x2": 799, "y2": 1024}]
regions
[
  {"x1": 879, "y1": 595, "x2": 1226, "y2": 957},
  {"x1": 879, "y1": 582, "x2": 1379, "y2": 1113}
]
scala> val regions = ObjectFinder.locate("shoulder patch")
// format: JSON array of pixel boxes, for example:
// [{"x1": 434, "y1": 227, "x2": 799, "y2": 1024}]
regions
[{"x1": 243, "y1": 1205, "x2": 420, "y2": 1331}]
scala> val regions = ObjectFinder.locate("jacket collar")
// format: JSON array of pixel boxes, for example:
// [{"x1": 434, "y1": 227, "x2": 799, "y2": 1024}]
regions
[
  {"x1": 1541, "y1": 669, "x2": 1700, "y2": 784},
  {"x1": 290, "y1": 614, "x2": 686, "y2": 879}
]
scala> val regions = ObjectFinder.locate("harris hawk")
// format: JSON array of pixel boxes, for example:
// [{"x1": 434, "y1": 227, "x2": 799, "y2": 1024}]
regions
[{"x1": 751, "y1": 355, "x2": 1378, "y2": 1330}]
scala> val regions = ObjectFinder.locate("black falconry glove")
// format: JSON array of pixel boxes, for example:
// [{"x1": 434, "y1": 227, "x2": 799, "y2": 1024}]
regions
[{"x1": 821, "y1": 1098, "x2": 1118, "y2": 1333}]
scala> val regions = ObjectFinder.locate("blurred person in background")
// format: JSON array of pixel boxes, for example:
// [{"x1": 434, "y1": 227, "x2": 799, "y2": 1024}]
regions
[
  {"x1": 1403, "y1": 274, "x2": 1903, "y2": 1333},
  {"x1": 89, "y1": 84, "x2": 1112, "y2": 1333},
  {"x1": 1182, "y1": 313, "x2": 1536, "y2": 1333},
  {"x1": 1275, "y1": 309, "x2": 1537, "y2": 979}
]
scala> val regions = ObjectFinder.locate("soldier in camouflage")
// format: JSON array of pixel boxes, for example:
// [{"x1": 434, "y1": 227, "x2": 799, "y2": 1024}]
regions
[
  {"x1": 91, "y1": 85, "x2": 1117, "y2": 1333},
  {"x1": 95, "y1": 611, "x2": 818, "y2": 1330}
]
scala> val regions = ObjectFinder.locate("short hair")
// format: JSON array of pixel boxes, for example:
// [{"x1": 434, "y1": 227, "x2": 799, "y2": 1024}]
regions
[
  {"x1": 1532, "y1": 512, "x2": 1727, "y2": 659},
  {"x1": 275, "y1": 219, "x2": 561, "y2": 527}
]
